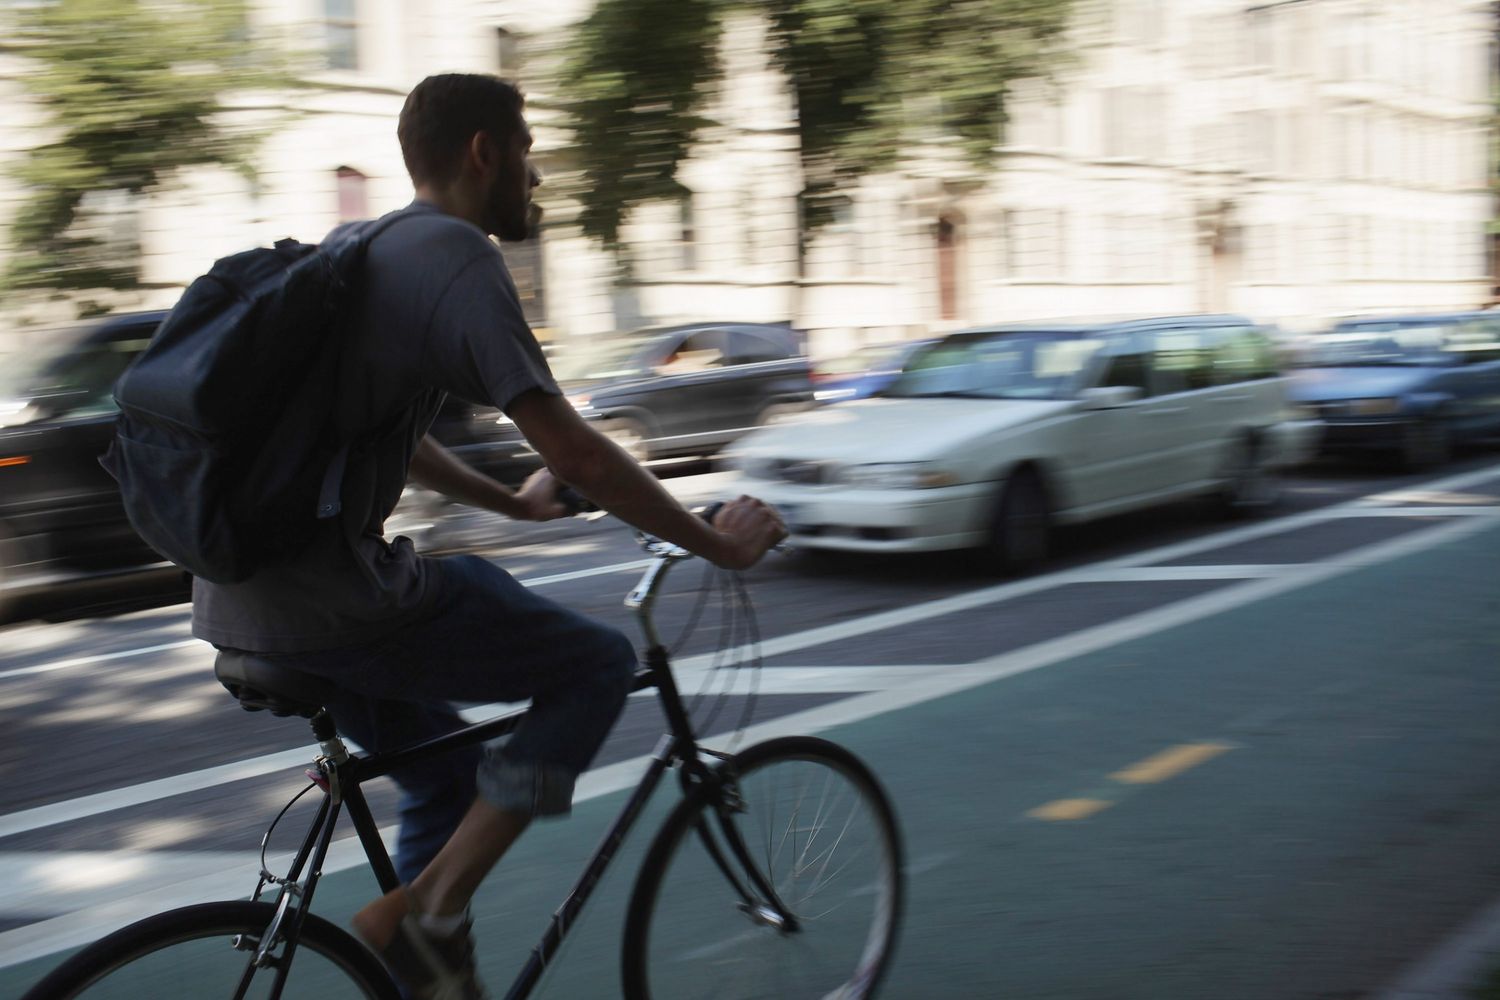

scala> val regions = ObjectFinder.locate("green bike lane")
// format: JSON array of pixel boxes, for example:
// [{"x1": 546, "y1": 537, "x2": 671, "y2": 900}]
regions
[{"x1": 7, "y1": 517, "x2": 1499, "y2": 999}]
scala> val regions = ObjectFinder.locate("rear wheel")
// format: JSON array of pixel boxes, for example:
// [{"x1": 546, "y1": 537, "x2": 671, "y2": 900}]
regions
[
  {"x1": 21, "y1": 900, "x2": 397, "y2": 1000},
  {"x1": 1217, "y1": 433, "x2": 1280, "y2": 518},
  {"x1": 622, "y1": 736, "x2": 903, "y2": 1000}
]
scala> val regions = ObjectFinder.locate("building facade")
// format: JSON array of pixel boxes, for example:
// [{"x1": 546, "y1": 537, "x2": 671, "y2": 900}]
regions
[{"x1": 0, "y1": 0, "x2": 1492, "y2": 358}]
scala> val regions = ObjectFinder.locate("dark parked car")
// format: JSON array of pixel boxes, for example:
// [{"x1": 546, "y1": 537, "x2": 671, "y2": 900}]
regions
[
  {"x1": 481, "y1": 322, "x2": 816, "y2": 479},
  {"x1": 0, "y1": 310, "x2": 552, "y2": 620},
  {"x1": 0, "y1": 312, "x2": 173, "y2": 619},
  {"x1": 1287, "y1": 312, "x2": 1500, "y2": 469}
]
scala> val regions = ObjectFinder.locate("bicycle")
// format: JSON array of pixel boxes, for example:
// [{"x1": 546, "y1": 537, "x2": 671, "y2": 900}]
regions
[{"x1": 24, "y1": 514, "x2": 904, "y2": 999}]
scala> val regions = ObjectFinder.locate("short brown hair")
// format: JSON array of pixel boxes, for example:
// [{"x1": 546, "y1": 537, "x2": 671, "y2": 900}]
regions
[{"x1": 397, "y1": 74, "x2": 526, "y2": 186}]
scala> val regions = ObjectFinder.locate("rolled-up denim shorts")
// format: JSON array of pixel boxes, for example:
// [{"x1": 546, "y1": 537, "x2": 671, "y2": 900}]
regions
[{"x1": 259, "y1": 554, "x2": 638, "y2": 818}]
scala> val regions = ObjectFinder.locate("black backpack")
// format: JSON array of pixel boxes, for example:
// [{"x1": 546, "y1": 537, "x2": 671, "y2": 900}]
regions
[{"x1": 101, "y1": 211, "x2": 411, "y2": 584}]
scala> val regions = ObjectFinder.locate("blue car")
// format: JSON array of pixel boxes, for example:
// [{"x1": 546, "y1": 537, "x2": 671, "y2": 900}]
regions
[{"x1": 1287, "y1": 312, "x2": 1500, "y2": 469}]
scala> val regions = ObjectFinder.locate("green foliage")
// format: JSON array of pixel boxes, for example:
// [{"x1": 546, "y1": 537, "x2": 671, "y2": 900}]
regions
[
  {"x1": 563, "y1": 0, "x2": 723, "y2": 248},
  {"x1": 559, "y1": 0, "x2": 1074, "y2": 246},
  {"x1": 3, "y1": 0, "x2": 298, "y2": 306}
]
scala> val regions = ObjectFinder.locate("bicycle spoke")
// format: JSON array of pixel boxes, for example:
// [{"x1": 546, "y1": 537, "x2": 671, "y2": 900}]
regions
[{"x1": 627, "y1": 739, "x2": 902, "y2": 1000}]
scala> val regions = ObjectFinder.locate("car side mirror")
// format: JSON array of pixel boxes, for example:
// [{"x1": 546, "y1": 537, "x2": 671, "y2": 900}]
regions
[{"x1": 1079, "y1": 385, "x2": 1143, "y2": 409}]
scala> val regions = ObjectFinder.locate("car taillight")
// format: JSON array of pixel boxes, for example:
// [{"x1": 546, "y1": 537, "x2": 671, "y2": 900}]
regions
[{"x1": 0, "y1": 456, "x2": 29, "y2": 468}]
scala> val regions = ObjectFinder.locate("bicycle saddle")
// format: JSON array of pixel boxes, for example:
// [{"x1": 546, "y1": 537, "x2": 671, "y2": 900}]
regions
[{"x1": 214, "y1": 651, "x2": 339, "y2": 718}]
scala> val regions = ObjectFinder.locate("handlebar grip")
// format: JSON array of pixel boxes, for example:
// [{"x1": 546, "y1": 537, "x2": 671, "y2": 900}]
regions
[
  {"x1": 695, "y1": 500, "x2": 725, "y2": 524},
  {"x1": 556, "y1": 486, "x2": 599, "y2": 516}
]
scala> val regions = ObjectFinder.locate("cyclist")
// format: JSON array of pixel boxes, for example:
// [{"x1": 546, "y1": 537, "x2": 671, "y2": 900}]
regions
[{"x1": 192, "y1": 73, "x2": 786, "y2": 999}]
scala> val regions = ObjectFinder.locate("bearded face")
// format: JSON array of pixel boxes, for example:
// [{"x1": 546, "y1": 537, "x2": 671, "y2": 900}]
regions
[{"x1": 486, "y1": 129, "x2": 538, "y2": 243}]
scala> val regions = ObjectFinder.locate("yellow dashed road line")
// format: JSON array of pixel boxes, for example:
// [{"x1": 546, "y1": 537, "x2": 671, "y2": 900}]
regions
[
  {"x1": 1027, "y1": 742, "x2": 1236, "y2": 821},
  {"x1": 1026, "y1": 798, "x2": 1113, "y2": 821},
  {"x1": 1110, "y1": 742, "x2": 1233, "y2": 785}
]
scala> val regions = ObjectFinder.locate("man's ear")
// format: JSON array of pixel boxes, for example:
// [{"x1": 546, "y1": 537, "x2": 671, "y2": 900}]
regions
[{"x1": 466, "y1": 131, "x2": 496, "y2": 174}]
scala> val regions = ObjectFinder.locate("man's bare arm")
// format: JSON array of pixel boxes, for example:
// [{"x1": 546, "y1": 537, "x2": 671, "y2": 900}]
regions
[
  {"x1": 505, "y1": 388, "x2": 783, "y2": 570},
  {"x1": 408, "y1": 434, "x2": 563, "y2": 522}
]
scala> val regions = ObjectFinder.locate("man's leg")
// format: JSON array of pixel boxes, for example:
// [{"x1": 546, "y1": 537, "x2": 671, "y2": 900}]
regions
[
  {"x1": 289, "y1": 555, "x2": 636, "y2": 938},
  {"x1": 324, "y1": 693, "x2": 480, "y2": 884}
]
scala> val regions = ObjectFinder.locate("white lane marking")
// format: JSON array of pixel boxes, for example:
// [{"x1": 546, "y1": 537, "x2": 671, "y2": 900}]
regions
[
  {"x1": 6, "y1": 486, "x2": 1500, "y2": 840},
  {"x1": 510, "y1": 558, "x2": 652, "y2": 587},
  {"x1": 5, "y1": 464, "x2": 1497, "y2": 684},
  {"x1": 0, "y1": 744, "x2": 323, "y2": 841},
  {"x1": 1079, "y1": 565, "x2": 1288, "y2": 581},
  {"x1": 1, "y1": 511, "x2": 1497, "y2": 967},
  {"x1": 0, "y1": 640, "x2": 201, "y2": 681},
  {"x1": 0, "y1": 851, "x2": 257, "y2": 915},
  {"x1": 0, "y1": 562, "x2": 653, "y2": 683},
  {"x1": 1330, "y1": 505, "x2": 1500, "y2": 518}
]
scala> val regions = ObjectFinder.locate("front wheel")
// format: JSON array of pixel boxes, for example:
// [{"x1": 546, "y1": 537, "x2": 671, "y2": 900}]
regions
[
  {"x1": 1400, "y1": 418, "x2": 1451, "y2": 471},
  {"x1": 622, "y1": 736, "x2": 904, "y2": 1000},
  {"x1": 21, "y1": 900, "x2": 399, "y2": 1000},
  {"x1": 982, "y1": 468, "x2": 1050, "y2": 575}
]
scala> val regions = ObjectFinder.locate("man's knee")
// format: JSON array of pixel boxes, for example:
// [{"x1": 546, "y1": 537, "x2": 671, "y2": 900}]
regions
[{"x1": 602, "y1": 630, "x2": 638, "y2": 705}]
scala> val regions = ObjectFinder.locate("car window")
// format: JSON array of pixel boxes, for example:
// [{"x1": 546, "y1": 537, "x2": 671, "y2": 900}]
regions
[
  {"x1": 659, "y1": 329, "x2": 726, "y2": 374},
  {"x1": 1151, "y1": 327, "x2": 1214, "y2": 395},
  {"x1": 726, "y1": 329, "x2": 792, "y2": 365},
  {"x1": 1304, "y1": 322, "x2": 1451, "y2": 367},
  {"x1": 2, "y1": 323, "x2": 155, "y2": 418},
  {"x1": 1211, "y1": 327, "x2": 1280, "y2": 385},
  {"x1": 1445, "y1": 318, "x2": 1500, "y2": 364},
  {"x1": 1096, "y1": 351, "x2": 1152, "y2": 396}
]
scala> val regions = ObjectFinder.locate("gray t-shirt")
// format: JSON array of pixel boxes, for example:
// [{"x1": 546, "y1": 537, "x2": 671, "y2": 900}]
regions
[{"x1": 192, "y1": 202, "x2": 559, "y2": 652}]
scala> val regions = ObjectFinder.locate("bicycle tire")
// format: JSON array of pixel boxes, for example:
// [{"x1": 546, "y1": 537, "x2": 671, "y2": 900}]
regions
[
  {"x1": 21, "y1": 900, "x2": 399, "y2": 1000},
  {"x1": 622, "y1": 735, "x2": 903, "y2": 1000}
]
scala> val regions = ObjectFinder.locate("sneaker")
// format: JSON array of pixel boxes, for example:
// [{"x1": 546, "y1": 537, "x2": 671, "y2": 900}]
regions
[{"x1": 357, "y1": 890, "x2": 488, "y2": 1000}]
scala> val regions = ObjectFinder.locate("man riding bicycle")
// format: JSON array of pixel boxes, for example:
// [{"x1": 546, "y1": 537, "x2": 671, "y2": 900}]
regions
[{"x1": 192, "y1": 73, "x2": 786, "y2": 999}]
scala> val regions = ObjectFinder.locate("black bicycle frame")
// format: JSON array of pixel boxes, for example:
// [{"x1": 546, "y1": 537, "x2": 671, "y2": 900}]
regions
[{"x1": 255, "y1": 640, "x2": 791, "y2": 1000}]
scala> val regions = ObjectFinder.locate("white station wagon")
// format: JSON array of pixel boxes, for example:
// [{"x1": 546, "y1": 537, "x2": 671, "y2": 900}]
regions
[{"x1": 729, "y1": 316, "x2": 1318, "y2": 571}]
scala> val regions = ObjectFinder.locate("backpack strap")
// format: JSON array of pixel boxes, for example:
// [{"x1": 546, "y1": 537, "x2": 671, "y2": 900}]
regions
[{"x1": 314, "y1": 207, "x2": 426, "y2": 522}]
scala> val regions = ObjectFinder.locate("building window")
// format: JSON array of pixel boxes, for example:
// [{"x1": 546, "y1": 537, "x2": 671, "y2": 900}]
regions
[
  {"x1": 1013, "y1": 208, "x2": 1067, "y2": 279},
  {"x1": 324, "y1": 0, "x2": 358, "y2": 71},
  {"x1": 336, "y1": 167, "x2": 368, "y2": 222},
  {"x1": 496, "y1": 27, "x2": 519, "y2": 80}
]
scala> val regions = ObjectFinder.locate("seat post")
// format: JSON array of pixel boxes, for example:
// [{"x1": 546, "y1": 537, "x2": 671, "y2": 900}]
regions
[
  {"x1": 309, "y1": 710, "x2": 336, "y2": 742},
  {"x1": 308, "y1": 710, "x2": 349, "y2": 765}
]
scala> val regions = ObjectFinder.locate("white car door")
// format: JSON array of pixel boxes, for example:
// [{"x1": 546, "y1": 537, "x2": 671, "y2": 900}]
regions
[
  {"x1": 1143, "y1": 324, "x2": 1219, "y2": 491},
  {"x1": 1066, "y1": 333, "x2": 1173, "y2": 514}
]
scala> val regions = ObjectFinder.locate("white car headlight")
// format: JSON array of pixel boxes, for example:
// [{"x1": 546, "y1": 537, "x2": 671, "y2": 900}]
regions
[{"x1": 834, "y1": 462, "x2": 960, "y2": 490}]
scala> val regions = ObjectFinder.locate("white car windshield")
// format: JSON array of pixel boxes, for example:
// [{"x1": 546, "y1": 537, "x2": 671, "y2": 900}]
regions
[{"x1": 884, "y1": 331, "x2": 1104, "y2": 400}]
